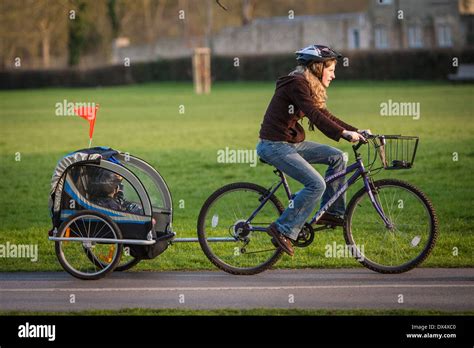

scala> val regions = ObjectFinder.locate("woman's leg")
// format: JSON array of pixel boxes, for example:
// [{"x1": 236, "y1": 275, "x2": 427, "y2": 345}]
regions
[
  {"x1": 294, "y1": 141, "x2": 348, "y2": 218},
  {"x1": 256, "y1": 140, "x2": 326, "y2": 240}
]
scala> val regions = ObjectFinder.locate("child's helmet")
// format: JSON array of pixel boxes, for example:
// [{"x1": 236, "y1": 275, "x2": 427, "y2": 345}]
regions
[{"x1": 88, "y1": 168, "x2": 122, "y2": 198}]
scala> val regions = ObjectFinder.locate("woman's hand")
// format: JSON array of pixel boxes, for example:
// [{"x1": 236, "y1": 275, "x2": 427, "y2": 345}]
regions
[
  {"x1": 342, "y1": 130, "x2": 366, "y2": 143},
  {"x1": 357, "y1": 129, "x2": 372, "y2": 138}
]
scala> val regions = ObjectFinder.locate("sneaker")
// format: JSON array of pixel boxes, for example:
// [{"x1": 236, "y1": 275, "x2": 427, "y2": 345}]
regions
[
  {"x1": 316, "y1": 213, "x2": 345, "y2": 227},
  {"x1": 266, "y1": 223, "x2": 294, "y2": 256}
]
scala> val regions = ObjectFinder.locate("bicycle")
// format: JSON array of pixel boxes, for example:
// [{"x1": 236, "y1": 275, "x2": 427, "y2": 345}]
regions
[{"x1": 197, "y1": 134, "x2": 438, "y2": 275}]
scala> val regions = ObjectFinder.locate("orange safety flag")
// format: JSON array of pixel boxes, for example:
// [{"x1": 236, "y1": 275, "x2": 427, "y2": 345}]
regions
[{"x1": 74, "y1": 103, "x2": 99, "y2": 148}]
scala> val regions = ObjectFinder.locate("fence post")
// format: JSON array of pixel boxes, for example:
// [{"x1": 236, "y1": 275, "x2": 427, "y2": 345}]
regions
[{"x1": 193, "y1": 47, "x2": 211, "y2": 94}]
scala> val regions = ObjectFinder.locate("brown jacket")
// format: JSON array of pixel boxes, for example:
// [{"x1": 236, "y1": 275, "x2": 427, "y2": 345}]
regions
[{"x1": 259, "y1": 74, "x2": 358, "y2": 143}]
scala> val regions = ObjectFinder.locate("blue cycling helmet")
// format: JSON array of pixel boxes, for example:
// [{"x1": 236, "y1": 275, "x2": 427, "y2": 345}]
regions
[{"x1": 296, "y1": 45, "x2": 343, "y2": 66}]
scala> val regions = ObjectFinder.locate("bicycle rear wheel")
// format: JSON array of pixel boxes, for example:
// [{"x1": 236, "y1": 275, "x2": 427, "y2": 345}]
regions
[
  {"x1": 197, "y1": 182, "x2": 285, "y2": 275},
  {"x1": 85, "y1": 246, "x2": 141, "y2": 272},
  {"x1": 55, "y1": 210, "x2": 123, "y2": 280},
  {"x1": 344, "y1": 179, "x2": 438, "y2": 273}
]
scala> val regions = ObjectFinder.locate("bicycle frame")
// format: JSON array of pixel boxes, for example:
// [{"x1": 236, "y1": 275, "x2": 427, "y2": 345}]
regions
[{"x1": 247, "y1": 145, "x2": 393, "y2": 233}]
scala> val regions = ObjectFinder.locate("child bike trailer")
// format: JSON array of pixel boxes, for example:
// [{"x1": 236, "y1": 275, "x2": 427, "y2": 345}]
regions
[{"x1": 48, "y1": 147, "x2": 174, "y2": 280}]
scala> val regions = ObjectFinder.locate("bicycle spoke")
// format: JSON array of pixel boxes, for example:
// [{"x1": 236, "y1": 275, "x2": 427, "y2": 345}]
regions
[
  {"x1": 347, "y1": 181, "x2": 435, "y2": 272},
  {"x1": 198, "y1": 184, "x2": 283, "y2": 274},
  {"x1": 242, "y1": 248, "x2": 278, "y2": 255},
  {"x1": 57, "y1": 213, "x2": 121, "y2": 280}
]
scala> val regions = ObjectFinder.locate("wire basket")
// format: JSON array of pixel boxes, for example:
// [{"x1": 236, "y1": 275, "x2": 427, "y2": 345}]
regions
[{"x1": 372, "y1": 135, "x2": 419, "y2": 170}]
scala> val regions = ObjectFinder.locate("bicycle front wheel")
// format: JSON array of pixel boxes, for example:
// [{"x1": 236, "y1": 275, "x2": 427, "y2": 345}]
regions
[
  {"x1": 197, "y1": 182, "x2": 285, "y2": 275},
  {"x1": 344, "y1": 179, "x2": 438, "y2": 273}
]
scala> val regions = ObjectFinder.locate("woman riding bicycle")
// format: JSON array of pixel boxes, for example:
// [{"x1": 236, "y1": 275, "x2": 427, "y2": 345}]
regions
[{"x1": 256, "y1": 44, "x2": 370, "y2": 256}]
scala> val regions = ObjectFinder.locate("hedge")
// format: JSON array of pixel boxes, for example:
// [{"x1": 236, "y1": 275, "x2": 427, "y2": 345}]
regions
[{"x1": 1, "y1": 49, "x2": 473, "y2": 89}]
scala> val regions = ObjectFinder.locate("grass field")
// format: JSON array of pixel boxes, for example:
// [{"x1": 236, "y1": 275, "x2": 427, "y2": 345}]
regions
[{"x1": 0, "y1": 81, "x2": 473, "y2": 272}]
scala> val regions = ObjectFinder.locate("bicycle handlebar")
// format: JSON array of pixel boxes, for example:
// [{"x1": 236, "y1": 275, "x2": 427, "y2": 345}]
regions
[
  {"x1": 351, "y1": 133, "x2": 400, "y2": 152},
  {"x1": 351, "y1": 132, "x2": 380, "y2": 152}
]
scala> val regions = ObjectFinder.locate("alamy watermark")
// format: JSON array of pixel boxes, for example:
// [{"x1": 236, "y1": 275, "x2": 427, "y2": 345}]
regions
[
  {"x1": 380, "y1": 99, "x2": 420, "y2": 120},
  {"x1": 18, "y1": 322, "x2": 55, "y2": 341},
  {"x1": 0, "y1": 242, "x2": 38, "y2": 262},
  {"x1": 217, "y1": 147, "x2": 257, "y2": 167},
  {"x1": 55, "y1": 99, "x2": 96, "y2": 117},
  {"x1": 325, "y1": 242, "x2": 364, "y2": 261}
]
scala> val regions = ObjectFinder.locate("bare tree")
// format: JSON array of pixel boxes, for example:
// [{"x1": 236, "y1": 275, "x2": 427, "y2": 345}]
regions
[
  {"x1": 38, "y1": 17, "x2": 53, "y2": 67},
  {"x1": 142, "y1": 0, "x2": 167, "y2": 57},
  {"x1": 206, "y1": 0, "x2": 214, "y2": 47},
  {"x1": 107, "y1": 0, "x2": 134, "y2": 38},
  {"x1": 241, "y1": 0, "x2": 255, "y2": 25},
  {"x1": 34, "y1": 1, "x2": 68, "y2": 68},
  {"x1": 0, "y1": 0, "x2": 68, "y2": 69}
]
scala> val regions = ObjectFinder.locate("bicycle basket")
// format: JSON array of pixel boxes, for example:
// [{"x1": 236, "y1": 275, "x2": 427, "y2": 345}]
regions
[{"x1": 375, "y1": 135, "x2": 419, "y2": 170}]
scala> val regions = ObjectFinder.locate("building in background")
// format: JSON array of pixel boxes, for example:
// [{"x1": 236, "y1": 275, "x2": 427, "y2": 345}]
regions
[
  {"x1": 1, "y1": 0, "x2": 472, "y2": 70},
  {"x1": 369, "y1": 0, "x2": 474, "y2": 50},
  {"x1": 114, "y1": 0, "x2": 473, "y2": 62}
]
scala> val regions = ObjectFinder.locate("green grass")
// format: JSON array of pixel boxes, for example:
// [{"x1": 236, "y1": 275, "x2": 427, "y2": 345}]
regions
[
  {"x1": 2, "y1": 308, "x2": 473, "y2": 316},
  {"x1": 0, "y1": 81, "x2": 473, "y2": 272}
]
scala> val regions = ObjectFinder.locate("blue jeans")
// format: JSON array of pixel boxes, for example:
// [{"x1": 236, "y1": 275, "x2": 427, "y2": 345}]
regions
[{"x1": 256, "y1": 139, "x2": 347, "y2": 240}]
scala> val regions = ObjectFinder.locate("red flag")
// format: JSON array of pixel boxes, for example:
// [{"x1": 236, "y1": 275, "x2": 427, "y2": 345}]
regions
[{"x1": 74, "y1": 103, "x2": 99, "y2": 147}]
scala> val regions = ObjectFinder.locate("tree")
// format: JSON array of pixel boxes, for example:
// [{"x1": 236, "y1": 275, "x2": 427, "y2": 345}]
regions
[
  {"x1": 141, "y1": 0, "x2": 167, "y2": 56},
  {"x1": 241, "y1": 0, "x2": 255, "y2": 25},
  {"x1": 107, "y1": 0, "x2": 120, "y2": 38},
  {"x1": 68, "y1": 1, "x2": 88, "y2": 66},
  {"x1": 0, "y1": 0, "x2": 68, "y2": 69},
  {"x1": 31, "y1": 0, "x2": 68, "y2": 68}
]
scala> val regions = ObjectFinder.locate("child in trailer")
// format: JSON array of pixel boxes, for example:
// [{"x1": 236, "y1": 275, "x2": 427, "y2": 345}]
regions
[
  {"x1": 86, "y1": 167, "x2": 175, "y2": 241},
  {"x1": 87, "y1": 167, "x2": 144, "y2": 215}
]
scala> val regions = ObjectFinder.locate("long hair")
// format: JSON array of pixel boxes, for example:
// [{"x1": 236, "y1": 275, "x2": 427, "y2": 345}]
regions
[{"x1": 290, "y1": 59, "x2": 337, "y2": 109}]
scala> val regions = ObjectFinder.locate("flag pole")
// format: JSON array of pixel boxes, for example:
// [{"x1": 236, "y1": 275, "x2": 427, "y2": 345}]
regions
[{"x1": 75, "y1": 103, "x2": 98, "y2": 149}]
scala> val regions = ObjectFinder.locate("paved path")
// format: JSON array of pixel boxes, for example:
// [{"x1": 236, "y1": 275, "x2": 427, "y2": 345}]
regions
[{"x1": 1, "y1": 268, "x2": 473, "y2": 311}]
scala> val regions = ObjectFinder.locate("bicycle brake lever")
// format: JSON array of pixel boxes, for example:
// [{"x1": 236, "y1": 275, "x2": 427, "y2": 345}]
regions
[{"x1": 353, "y1": 141, "x2": 365, "y2": 151}]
